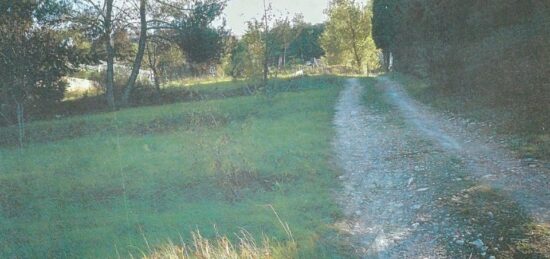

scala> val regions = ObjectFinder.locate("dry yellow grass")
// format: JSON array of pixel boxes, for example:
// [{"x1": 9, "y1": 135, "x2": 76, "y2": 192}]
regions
[
  {"x1": 143, "y1": 206, "x2": 297, "y2": 259},
  {"x1": 144, "y1": 231, "x2": 297, "y2": 259}
]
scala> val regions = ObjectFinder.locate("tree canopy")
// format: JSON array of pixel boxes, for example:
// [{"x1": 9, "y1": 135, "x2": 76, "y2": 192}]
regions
[
  {"x1": 372, "y1": 0, "x2": 550, "y2": 96},
  {"x1": 372, "y1": 0, "x2": 549, "y2": 133},
  {"x1": 371, "y1": 0, "x2": 396, "y2": 71},
  {"x1": 0, "y1": 0, "x2": 81, "y2": 123},
  {"x1": 321, "y1": 0, "x2": 379, "y2": 73},
  {"x1": 171, "y1": 0, "x2": 229, "y2": 74}
]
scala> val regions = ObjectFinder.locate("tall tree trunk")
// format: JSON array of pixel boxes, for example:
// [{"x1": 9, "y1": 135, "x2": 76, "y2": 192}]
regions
[
  {"x1": 346, "y1": 14, "x2": 362, "y2": 73},
  {"x1": 14, "y1": 99, "x2": 24, "y2": 149},
  {"x1": 263, "y1": 38, "x2": 269, "y2": 83},
  {"x1": 105, "y1": 0, "x2": 116, "y2": 110},
  {"x1": 121, "y1": 0, "x2": 147, "y2": 106},
  {"x1": 146, "y1": 43, "x2": 162, "y2": 96},
  {"x1": 351, "y1": 40, "x2": 362, "y2": 72},
  {"x1": 151, "y1": 66, "x2": 161, "y2": 95},
  {"x1": 350, "y1": 32, "x2": 362, "y2": 72},
  {"x1": 283, "y1": 46, "x2": 287, "y2": 67},
  {"x1": 0, "y1": 89, "x2": 11, "y2": 125},
  {"x1": 262, "y1": 0, "x2": 269, "y2": 84},
  {"x1": 383, "y1": 48, "x2": 390, "y2": 71}
]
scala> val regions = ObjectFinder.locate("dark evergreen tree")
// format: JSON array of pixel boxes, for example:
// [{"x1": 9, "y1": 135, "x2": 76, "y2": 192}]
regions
[
  {"x1": 372, "y1": 0, "x2": 396, "y2": 71},
  {"x1": 0, "y1": 0, "x2": 83, "y2": 145}
]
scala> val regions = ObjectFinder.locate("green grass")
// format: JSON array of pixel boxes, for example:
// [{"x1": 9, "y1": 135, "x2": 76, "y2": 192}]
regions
[{"x1": 0, "y1": 76, "x2": 347, "y2": 258}]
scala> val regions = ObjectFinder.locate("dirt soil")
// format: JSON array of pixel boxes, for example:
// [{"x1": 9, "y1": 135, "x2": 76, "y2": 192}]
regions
[{"x1": 333, "y1": 78, "x2": 550, "y2": 258}]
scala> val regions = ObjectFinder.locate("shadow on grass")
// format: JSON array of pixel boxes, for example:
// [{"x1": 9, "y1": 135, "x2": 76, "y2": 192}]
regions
[
  {"x1": 358, "y1": 78, "x2": 549, "y2": 258},
  {"x1": 387, "y1": 72, "x2": 549, "y2": 160},
  {"x1": 0, "y1": 75, "x2": 344, "y2": 148},
  {"x1": 441, "y1": 184, "x2": 550, "y2": 258},
  {"x1": 47, "y1": 75, "x2": 343, "y2": 121}
]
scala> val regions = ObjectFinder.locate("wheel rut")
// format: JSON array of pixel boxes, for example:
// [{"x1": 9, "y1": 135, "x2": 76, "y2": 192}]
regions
[{"x1": 333, "y1": 78, "x2": 550, "y2": 258}]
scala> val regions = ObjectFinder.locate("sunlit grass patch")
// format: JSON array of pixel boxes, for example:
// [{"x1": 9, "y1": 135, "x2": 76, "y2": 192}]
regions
[
  {"x1": 144, "y1": 230, "x2": 297, "y2": 259},
  {"x1": 144, "y1": 206, "x2": 297, "y2": 259},
  {"x1": 163, "y1": 77, "x2": 235, "y2": 89}
]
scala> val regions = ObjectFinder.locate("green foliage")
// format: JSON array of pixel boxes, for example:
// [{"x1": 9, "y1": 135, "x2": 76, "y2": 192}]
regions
[
  {"x1": 225, "y1": 39, "x2": 249, "y2": 78},
  {"x1": 228, "y1": 20, "x2": 267, "y2": 81},
  {"x1": 269, "y1": 15, "x2": 326, "y2": 68},
  {"x1": 171, "y1": 0, "x2": 229, "y2": 75},
  {"x1": 0, "y1": 77, "x2": 347, "y2": 258},
  {"x1": 288, "y1": 22, "x2": 325, "y2": 63},
  {"x1": 321, "y1": 0, "x2": 380, "y2": 73},
  {"x1": 0, "y1": 0, "x2": 82, "y2": 124},
  {"x1": 371, "y1": 0, "x2": 396, "y2": 70},
  {"x1": 375, "y1": 0, "x2": 549, "y2": 145},
  {"x1": 371, "y1": 0, "x2": 395, "y2": 50},
  {"x1": 269, "y1": 17, "x2": 293, "y2": 68},
  {"x1": 156, "y1": 45, "x2": 187, "y2": 79},
  {"x1": 227, "y1": 15, "x2": 325, "y2": 81},
  {"x1": 145, "y1": 38, "x2": 187, "y2": 83},
  {"x1": 90, "y1": 29, "x2": 136, "y2": 63}
]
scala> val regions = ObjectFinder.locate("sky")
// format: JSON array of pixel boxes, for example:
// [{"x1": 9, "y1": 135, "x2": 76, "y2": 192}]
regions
[{"x1": 222, "y1": 0, "x2": 368, "y2": 35}]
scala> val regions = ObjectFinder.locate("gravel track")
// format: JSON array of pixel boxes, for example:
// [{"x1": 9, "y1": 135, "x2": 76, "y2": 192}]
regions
[{"x1": 333, "y1": 77, "x2": 550, "y2": 258}]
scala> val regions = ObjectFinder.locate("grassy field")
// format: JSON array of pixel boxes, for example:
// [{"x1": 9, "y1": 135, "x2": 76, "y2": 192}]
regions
[{"x1": 0, "y1": 76, "x2": 348, "y2": 258}]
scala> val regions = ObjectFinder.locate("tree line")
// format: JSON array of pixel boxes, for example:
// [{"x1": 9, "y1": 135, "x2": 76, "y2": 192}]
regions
[
  {"x1": 1, "y1": 0, "x2": 229, "y2": 130},
  {"x1": 372, "y1": 0, "x2": 550, "y2": 105},
  {"x1": 1, "y1": 0, "x2": 384, "y2": 145}
]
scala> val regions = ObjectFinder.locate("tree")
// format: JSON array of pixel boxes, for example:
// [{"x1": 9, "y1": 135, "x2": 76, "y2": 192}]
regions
[
  {"x1": 225, "y1": 38, "x2": 247, "y2": 78},
  {"x1": 104, "y1": 0, "x2": 116, "y2": 109},
  {"x1": 227, "y1": 11, "x2": 327, "y2": 81},
  {"x1": 121, "y1": 0, "x2": 147, "y2": 106},
  {"x1": 373, "y1": 1, "x2": 549, "y2": 135},
  {"x1": 288, "y1": 21, "x2": 325, "y2": 63},
  {"x1": 74, "y1": 0, "x2": 151, "y2": 108},
  {"x1": 321, "y1": 0, "x2": 379, "y2": 73},
  {"x1": 271, "y1": 16, "x2": 292, "y2": 69},
  {"x1": 73, "y1": 0, "x2": 126, "y2": 110},
  {"x1": 0, "y1": 0, "x2": 82, "y2": 146},
  {"x1": 147, "y1": 0, "x2": 228, "y2": 77},
  {"x1": 261, "y1": 0, "x2": 272, "y2": 83},
  {"x1": 145, "y1": 35, "x2": 170, "y2": 95},
  {"x1": 240, "y1": 20, "x2": 267, "y2": 81},
  {"x1": 372, "y1": 0, "x2": 396, "y2": 71},
  {"x1": 89, "y1": 28, "x2": 136, "y2": 63},
  {"x1": 224, "y1": 1, "x2": 274, "y2": 84}
]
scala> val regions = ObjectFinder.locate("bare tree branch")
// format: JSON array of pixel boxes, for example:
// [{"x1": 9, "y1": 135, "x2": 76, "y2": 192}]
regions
[
  {"x1": 154, "y1": 0, "x2": 193, "y2": 12},
  {"x1": 80, "y1": 0, "x2": 106, "y2": 20}
]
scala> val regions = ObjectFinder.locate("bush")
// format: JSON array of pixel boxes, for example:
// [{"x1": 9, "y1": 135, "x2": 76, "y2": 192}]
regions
[{"x1": 87, "y1": 68, "x2": 155, "y2": 103}]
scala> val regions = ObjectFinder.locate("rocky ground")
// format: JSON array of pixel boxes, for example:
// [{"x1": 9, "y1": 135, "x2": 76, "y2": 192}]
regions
[{"x1": 333, "y1": 78, "x2": 550, "y2": 258}]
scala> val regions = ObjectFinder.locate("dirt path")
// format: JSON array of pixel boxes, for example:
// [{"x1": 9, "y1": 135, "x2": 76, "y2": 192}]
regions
[{"x1": 333, "y1": 78, "x2": 549, "y2": 258}]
